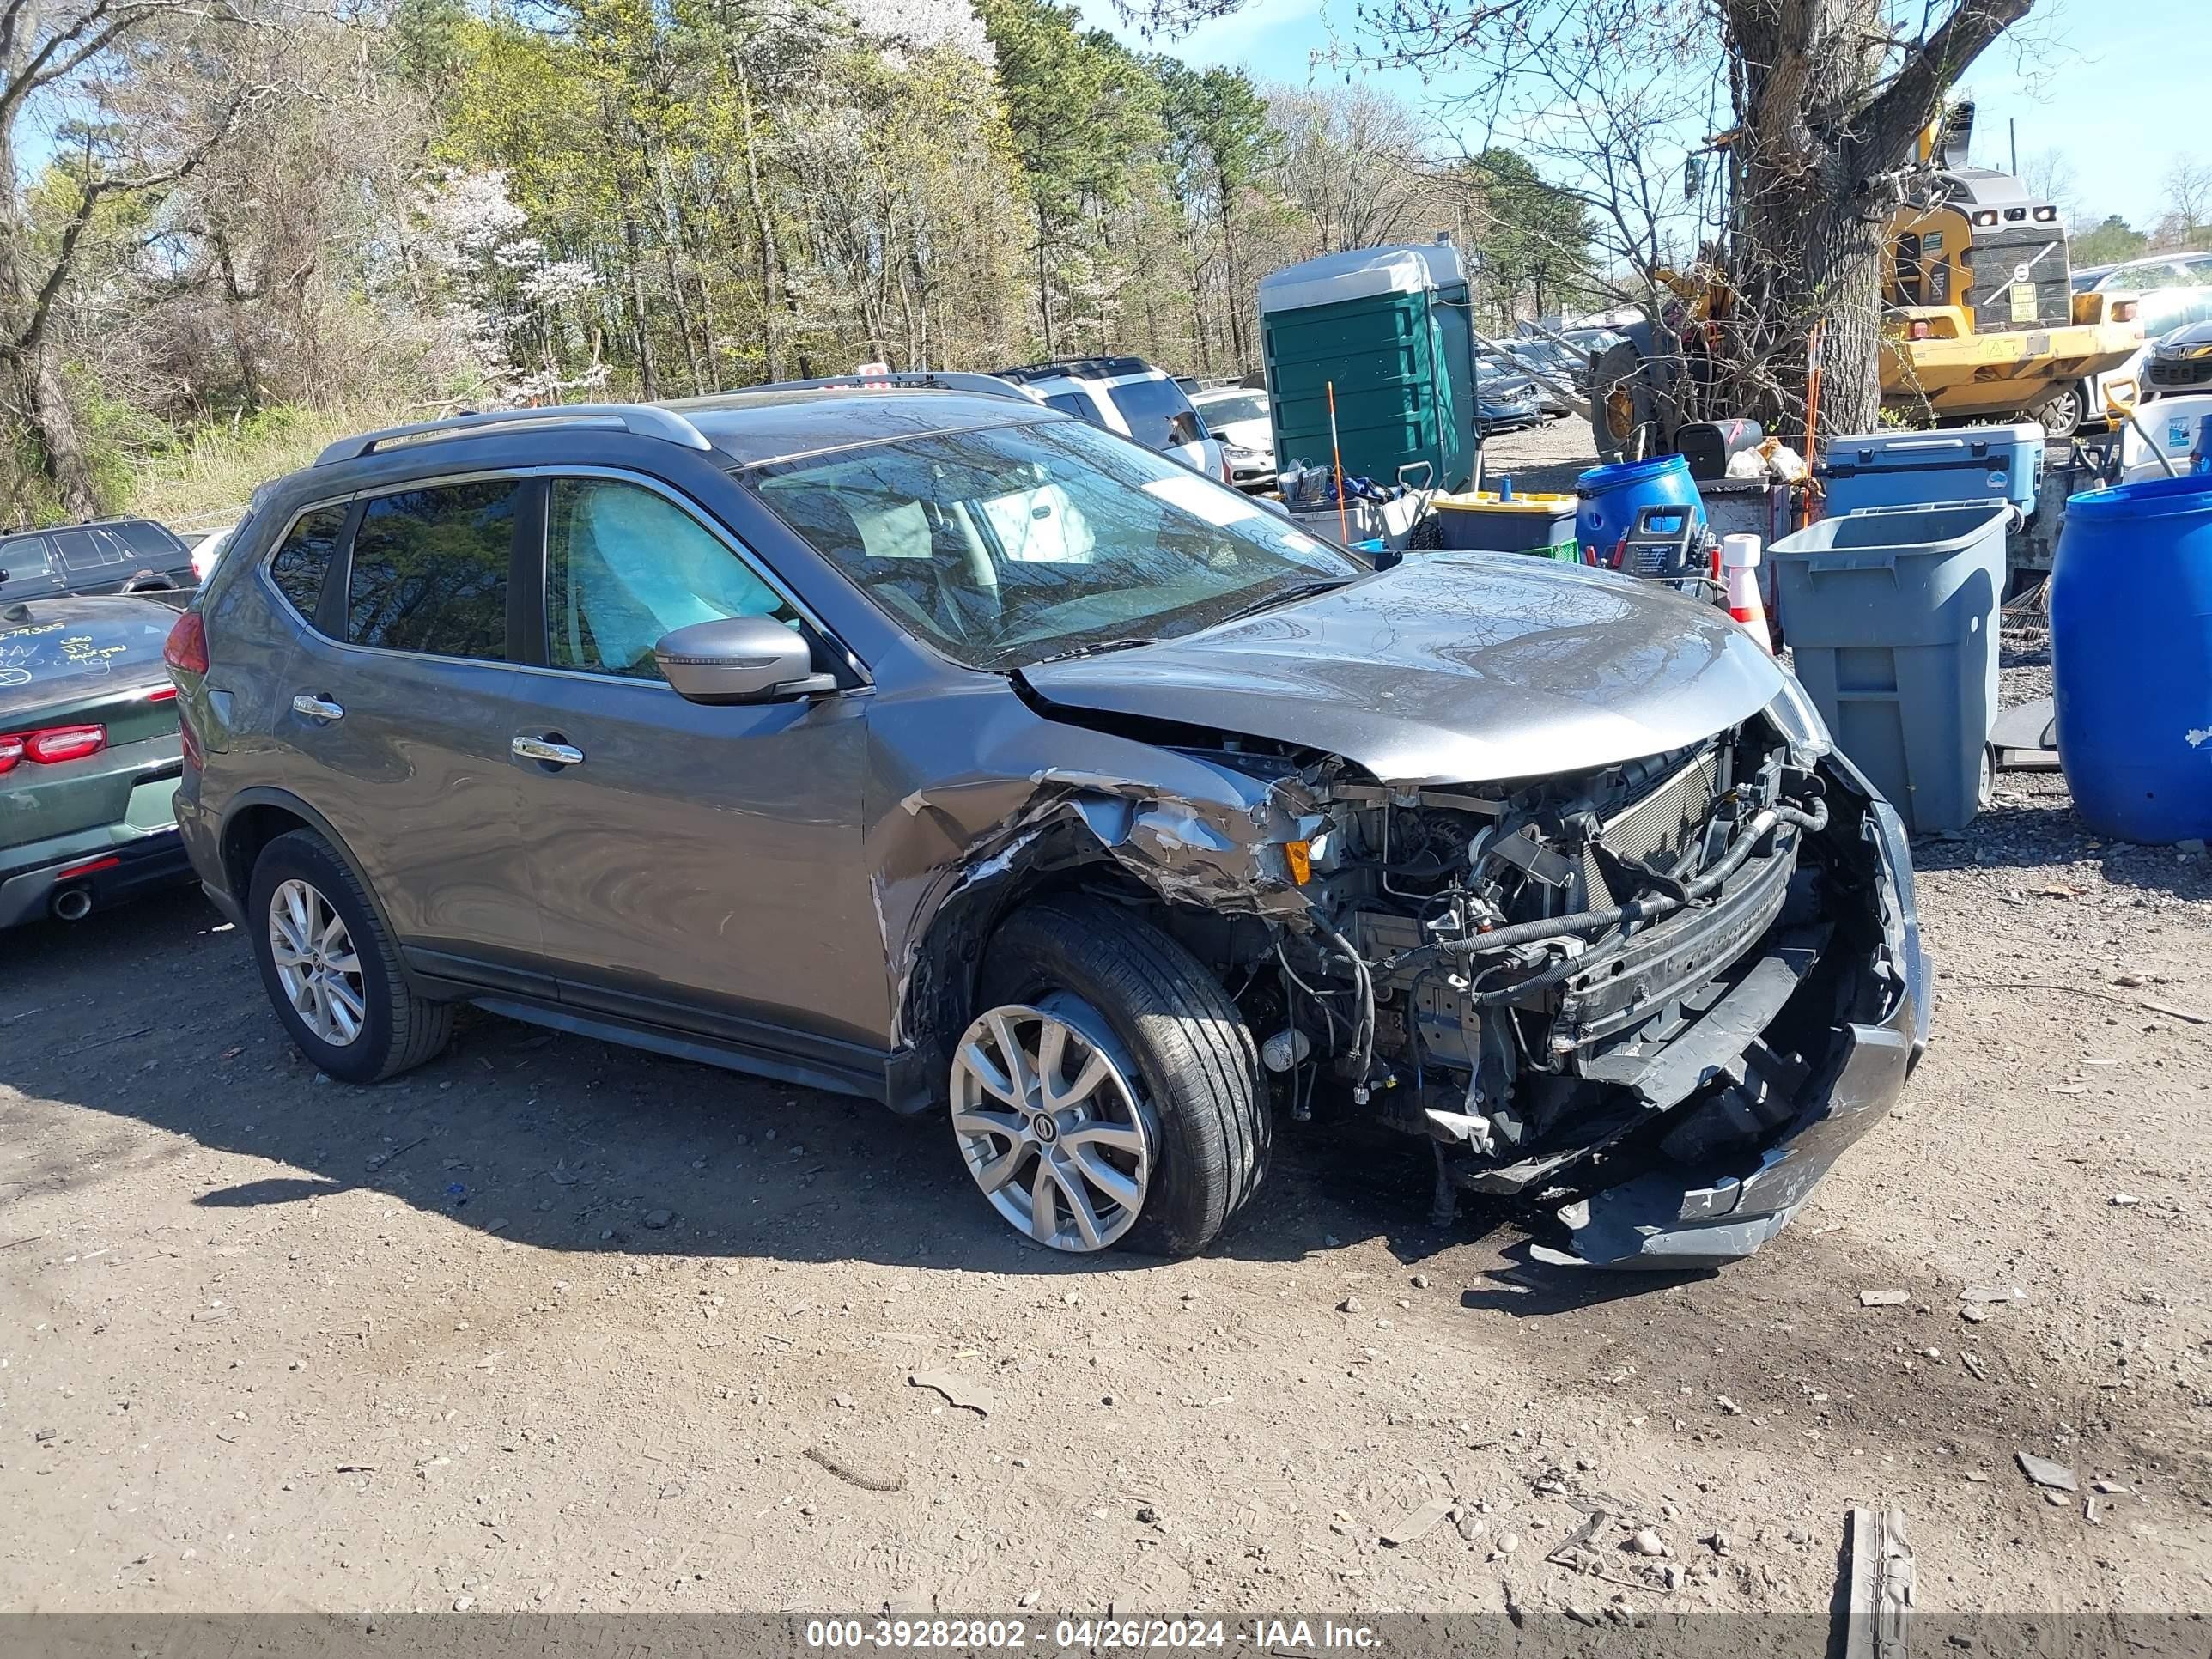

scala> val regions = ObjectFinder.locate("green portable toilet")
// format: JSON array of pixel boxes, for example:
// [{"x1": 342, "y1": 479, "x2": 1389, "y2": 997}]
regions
[{"x1": 1257, "y1": 241, "x2": 1478, "y2": 493}]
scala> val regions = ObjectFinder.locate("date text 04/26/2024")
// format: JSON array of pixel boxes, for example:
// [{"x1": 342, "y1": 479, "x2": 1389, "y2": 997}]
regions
[{"x1": 802, "y1": 1620, "x2": 1380, "y2": 1652}]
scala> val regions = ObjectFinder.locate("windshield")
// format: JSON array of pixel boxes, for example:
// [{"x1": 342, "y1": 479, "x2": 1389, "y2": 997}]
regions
[
  {"x1": 749, "y1": 416, "x2": 1363, "y2": 672},
  {"x1": 1197, "y1": 392, "x2": 1267, "y2": 427}
]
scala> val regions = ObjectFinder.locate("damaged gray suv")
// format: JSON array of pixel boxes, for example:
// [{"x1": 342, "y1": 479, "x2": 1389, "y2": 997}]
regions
[{"x1": 167, "y1": 384, "x2": 1929, "y2": 1268}]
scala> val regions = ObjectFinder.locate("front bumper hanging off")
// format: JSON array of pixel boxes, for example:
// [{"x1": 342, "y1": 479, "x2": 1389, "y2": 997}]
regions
[{"x1": 1544, "y1": 792, "x2": 1931, "y2": 1270}]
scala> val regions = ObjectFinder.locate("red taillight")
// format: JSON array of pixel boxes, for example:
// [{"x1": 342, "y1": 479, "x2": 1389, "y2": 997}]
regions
[
  {"x1": 163, "y1": 609, "x2": 208, "y2": 675},
  {"x1": 54, "y1": 854, "x2": 119, "y2": 880},
  {"x1": 23, "y1": 724, "x2": 105, "y2": 764},
  {"x1": 148, "y1": 684, "x2": 177, "y2": 702},
  {"x1": 0, "y1": 734, "x2": 20, "y2": 774}
]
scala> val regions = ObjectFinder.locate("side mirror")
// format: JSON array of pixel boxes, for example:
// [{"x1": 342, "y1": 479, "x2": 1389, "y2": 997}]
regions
[{"x1": 653, "y1": 615, "x2": 830, "y2": 705}]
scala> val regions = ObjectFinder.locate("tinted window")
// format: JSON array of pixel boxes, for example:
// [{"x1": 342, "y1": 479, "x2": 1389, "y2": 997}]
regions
[
  {"x1": 345, "y1": 480, "x2": 517, "y2": 660},
  {"x1": 1103, "y1": 376, "x2": 1199, "y2": 448},
  {"x1": 268, "y1": 506, "x2": 348, "y2": 623},
  {"x1": 110, "y1": 520, "x2": 185, "y2": 558},
  {"x1": 52, "y1": 529, "x2": 128, "y2": 574},
  {"x1": 545, "y1": 479, "x2": 796, "y2": 678},
  {"x1": 1042, "y1": 392, "x2": 1092, "y2": 422}
]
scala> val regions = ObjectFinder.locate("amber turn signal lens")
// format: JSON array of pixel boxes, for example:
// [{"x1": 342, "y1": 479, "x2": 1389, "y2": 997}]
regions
[{"x1": 1285, "y1": 840, "x2": 1313, "y2": 884}]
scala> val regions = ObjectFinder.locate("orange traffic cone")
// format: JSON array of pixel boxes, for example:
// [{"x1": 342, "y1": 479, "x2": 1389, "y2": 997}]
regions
[{"x1": 1721, "y1": 533, "x2": 1773, "y2": 653}]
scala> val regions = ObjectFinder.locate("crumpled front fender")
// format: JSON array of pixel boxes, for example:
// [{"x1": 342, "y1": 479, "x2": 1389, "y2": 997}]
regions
[{"x1": 865, "y1": 681, "x2": 1328, "y2": 1107}]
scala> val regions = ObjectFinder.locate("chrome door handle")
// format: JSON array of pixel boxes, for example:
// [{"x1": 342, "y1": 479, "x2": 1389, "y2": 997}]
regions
[
  {"x1": 291, "y1": 693, "x2": 344, "y2": 723},
  {"x1": 512, "y1": 735, "x2": 585, "y2": 767}
]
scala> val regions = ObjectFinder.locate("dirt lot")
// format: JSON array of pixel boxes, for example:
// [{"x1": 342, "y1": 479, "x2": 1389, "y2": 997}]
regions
[{"x1": 3, "y1": 419, "x2": 2209, "y2": 1618}]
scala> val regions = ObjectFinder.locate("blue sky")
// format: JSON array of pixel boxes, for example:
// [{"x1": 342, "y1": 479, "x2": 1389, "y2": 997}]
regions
[{"x1": 1079, "y1": 0, "x2": 2191, "y2": 234}]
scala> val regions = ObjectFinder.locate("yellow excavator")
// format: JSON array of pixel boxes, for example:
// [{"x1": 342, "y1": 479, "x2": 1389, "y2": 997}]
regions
[{"x1": 1582, "y1": 102, "x2": 2143, "y2": 461}]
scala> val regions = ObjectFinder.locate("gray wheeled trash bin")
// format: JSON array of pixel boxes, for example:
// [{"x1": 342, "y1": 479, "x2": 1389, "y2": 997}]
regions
[{"x1": 1768, "y1": 501, "x2": 2009, "y2": 835}]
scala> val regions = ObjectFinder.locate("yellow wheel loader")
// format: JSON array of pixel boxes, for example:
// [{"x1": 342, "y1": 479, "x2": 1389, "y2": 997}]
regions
[{"x1": 1583, "y1": 102, "x2": 2143, "y2": 462}]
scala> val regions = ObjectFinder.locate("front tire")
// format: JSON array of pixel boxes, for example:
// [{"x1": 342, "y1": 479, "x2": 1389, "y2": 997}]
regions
[
  {"x1": 953, "y1": 898, "x2": 1267, "y2": 1256},
  {"x1": 247, "y1": 830, "x2": 453, "y2": 1085}
]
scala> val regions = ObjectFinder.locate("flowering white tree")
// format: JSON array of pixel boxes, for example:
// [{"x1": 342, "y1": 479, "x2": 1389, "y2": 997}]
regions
[{"x1": 415, "y1": 168, "x2": 606, "y2": 404}]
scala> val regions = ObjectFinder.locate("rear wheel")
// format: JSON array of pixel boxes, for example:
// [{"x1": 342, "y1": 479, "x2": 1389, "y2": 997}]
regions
[
  {"x1": 247, "y1": 829, "x2": 452, "y2": 1085},
  {"x1": 951, "y1": 898, "x2": 1266, "y2": 1256},
  {"x1": 1589, "y1": 341, "x2": 1659, "y2": 464},
  {"x1": 2035, "y1": 386, "x2": 2085, "y2": 441}
]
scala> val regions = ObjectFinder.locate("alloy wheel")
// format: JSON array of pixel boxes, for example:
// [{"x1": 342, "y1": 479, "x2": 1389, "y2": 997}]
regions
[
  {"x1": 950, "y1": 997, "x2": 1152, "y2": 1251},
  {"x1": 268, "y1": 878, "x2": 368, "y2": 1048}
]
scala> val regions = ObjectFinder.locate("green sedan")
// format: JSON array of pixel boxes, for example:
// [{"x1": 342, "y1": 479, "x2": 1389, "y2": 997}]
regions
[{"x1": 0, "y1": 592, "x2": 192, "y2": 928}]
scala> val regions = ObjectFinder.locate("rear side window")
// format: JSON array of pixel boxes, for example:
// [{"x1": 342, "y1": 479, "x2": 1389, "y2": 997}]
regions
[
  {"x1": 52, "y1": 528, "x2": 130, "y2": 575},
  {"x1": 1104, "y1": 376, "x2": 1199, "y2": 449},
  {"x1": 268, "y1": 506, "x2": 348, "y2": 623},
  {"x1": 110, "y1": 520, "x2": 185, "y2": 558},
  {"x1": 1042, "y1": 392, "x2": 1092, "y2": 422},
  {"x1": 345, "y1": 480, "x2": 518, "y2": 661}
]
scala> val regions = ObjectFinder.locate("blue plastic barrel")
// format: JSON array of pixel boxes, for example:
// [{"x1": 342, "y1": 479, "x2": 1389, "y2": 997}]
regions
[
  {"x1": 2051, "y1": 473, "x2": 2212, "y2": 842},
  {"x1": 1575, "y1": 455, "x2": 1704, "y2": 562}
]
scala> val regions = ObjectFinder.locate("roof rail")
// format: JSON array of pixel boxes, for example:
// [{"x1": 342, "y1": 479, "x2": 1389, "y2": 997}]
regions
[
  {"x1": 690, "y1": 371, "x2": 1031, "y2": 402},
  {"x1": 313, "y1": 404, "x2": 714, "y2": 466}
]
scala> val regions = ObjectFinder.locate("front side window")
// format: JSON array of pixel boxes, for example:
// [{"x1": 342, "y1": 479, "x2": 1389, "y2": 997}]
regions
[
  {"x1": 345, "y1": 479, "x2": 517, "y2": 661},
  {"x1": 545, "y1": 478, "x2": 797, "y2": 679},
  {"x1": 1103, "y1": 376, "x2": 1200, "y2": 449},
  {"x1": 750, "y1": 416, "x2": 1361, "y2": 672},
  {"x1": 0, "y1": 536, "x2": 57, "y2": 597},
  {"x1": 269, "y1": 506, "x2": 348, "y2": 623}
]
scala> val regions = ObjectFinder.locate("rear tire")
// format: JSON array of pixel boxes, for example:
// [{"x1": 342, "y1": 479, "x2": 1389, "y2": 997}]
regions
[
  {"x1": 247, "y1": 829, "x2": 453, "y2": 1085},
  {"x1": 1589, "y1": 341, "x2": 1659, "y2": 464},
  {"x1": 959, "y1": 897, "x2": 1267, "y2": 1256},
  {"x1": 2035, "y1": 386, "x2": 2085, "y2": 441}
]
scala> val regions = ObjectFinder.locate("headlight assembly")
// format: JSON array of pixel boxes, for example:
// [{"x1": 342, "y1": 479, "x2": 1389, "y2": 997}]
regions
[{"x1": 1765, "y1": 672, "x2": 1832, "y2": 757}]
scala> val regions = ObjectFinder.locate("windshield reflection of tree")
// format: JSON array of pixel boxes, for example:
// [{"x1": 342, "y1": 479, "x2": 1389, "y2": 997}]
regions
[{"x1": 752, "y1": 422, "x2": 1358, "y2": 670}]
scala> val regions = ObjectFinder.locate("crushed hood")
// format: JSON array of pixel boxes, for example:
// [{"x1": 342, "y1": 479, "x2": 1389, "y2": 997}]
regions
[{"x1": 1020, "y1": 555, "x2": 1786, "y2": 786}]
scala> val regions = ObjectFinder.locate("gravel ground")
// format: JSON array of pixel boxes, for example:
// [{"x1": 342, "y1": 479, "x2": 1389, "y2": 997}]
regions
[{"x1": 3, "y1": 422, "x2": 2207, "y2": 1618}]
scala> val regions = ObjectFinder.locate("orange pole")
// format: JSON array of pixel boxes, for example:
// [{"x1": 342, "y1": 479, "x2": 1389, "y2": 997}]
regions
[{"x1": 1327, "y1": 380, "x2": 1348, "y2": 545}]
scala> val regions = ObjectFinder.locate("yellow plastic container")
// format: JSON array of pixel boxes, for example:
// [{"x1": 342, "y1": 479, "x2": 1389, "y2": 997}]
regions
[{"x1": 1430, "y1": 490, "x2": 1580, "y2": 559}]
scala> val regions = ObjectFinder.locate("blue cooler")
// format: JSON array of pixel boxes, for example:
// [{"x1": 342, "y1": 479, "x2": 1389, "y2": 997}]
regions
[{"x1": 1817, "y1": 423, "x2": 2043, "y2": 520}]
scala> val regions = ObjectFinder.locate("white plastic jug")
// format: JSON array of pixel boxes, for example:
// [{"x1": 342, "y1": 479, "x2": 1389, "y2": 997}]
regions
[{"x1": 2121, "y1": 395, "x2": 2212, "y2": 483}]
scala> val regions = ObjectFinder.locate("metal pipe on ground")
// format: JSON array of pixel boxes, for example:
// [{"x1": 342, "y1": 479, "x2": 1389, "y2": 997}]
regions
[{"x1": 1468, "y1": 326, "x2": 1595, "y2": 423}]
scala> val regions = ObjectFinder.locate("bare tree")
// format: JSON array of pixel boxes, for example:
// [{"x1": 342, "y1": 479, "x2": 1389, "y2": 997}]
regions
[
  {"x1": 0, "y1": 0, "x2": 266, "y2": 515},
  {"x1": 2154, "y1": 154, "x2": 2212, "y2": 251},
  {"x1": 1262, "y1": 84, "x2": 1438, "y2": 258},
  {"x1": 1130, "y1": 0, "x2": 2039, "y2": 439},
  {"x1": 2020, "y1": 146, "x2": 2080, "y2": 227}
]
